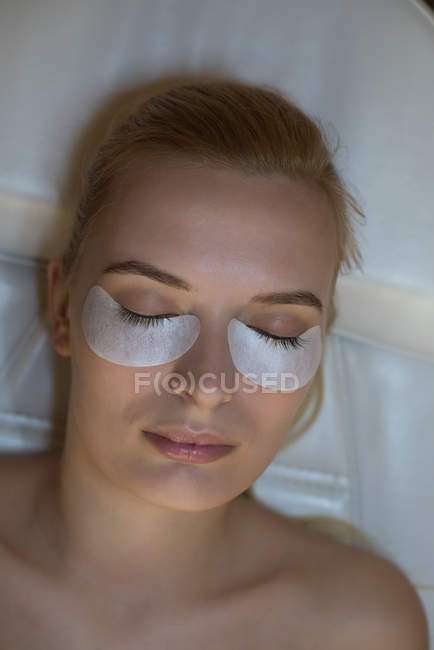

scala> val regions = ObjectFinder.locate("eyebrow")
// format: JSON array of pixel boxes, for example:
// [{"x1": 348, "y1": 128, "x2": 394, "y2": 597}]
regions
[{"x1": 102, "y1": 260, "x2": 323, "y2": 314}]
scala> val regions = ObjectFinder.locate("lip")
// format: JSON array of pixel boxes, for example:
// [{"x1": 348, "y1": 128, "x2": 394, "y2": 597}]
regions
[
  {"x1": 142, "y1": 431, "x2": 236, "y2": 464},
  {"x1": 143, "y1": 423, "x2": 236, "y2": 446}
]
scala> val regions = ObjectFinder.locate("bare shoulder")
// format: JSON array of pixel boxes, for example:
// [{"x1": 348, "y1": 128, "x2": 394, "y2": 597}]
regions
[
  {"x1": 237, "y1": 498, "x2": 429, "y2": 649},
  {"x1": 0, "y1": 448, "x2": 59, "y2": 495},
  {"x1": 281, "y1": 516, "x2": 429, "y2": 649},
  {"x1": 326, "y1": 546, "x2": 430, "y2": 650},
  {"x1": 0, "y1": 449, "x2": 60, "y2": 549}
]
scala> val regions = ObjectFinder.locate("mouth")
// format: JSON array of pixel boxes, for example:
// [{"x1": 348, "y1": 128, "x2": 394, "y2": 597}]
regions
[
  {"x1": 141, "y1": 430, "x2": 236, "y2": 464},
  {"x1": 143, "y1": 425, "x2": 236, "y2": 446}
]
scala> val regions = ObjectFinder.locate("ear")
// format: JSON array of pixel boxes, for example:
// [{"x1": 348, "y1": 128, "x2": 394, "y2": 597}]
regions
[{"x1": 47, "y1": 257, "x2": 72, "y2": 358}]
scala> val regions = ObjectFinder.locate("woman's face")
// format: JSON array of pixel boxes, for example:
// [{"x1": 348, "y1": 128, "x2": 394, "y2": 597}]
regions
[{"x1": 54, "y1": 161, "x2": 337, "y2": 511}]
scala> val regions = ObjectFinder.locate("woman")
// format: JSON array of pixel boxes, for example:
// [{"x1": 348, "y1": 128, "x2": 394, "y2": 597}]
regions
[{"x1": 0, "y1": 77, "x2": 428, "y2": 648}]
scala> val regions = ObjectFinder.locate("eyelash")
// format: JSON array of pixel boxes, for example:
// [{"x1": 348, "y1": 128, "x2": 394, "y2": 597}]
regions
[
  {"x1": 118, "y1": 305, "x2": 176, "y2": 327},
  {"x1": 246, "y1": 325, "x2": 306, "y2": 351},
  {"x1": 118, "y1": 306, "x2": 306, "y2": 350}
]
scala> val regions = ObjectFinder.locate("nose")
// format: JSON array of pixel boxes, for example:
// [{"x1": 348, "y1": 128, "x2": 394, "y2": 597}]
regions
[
  {"x1": 168, "y1": 325, "x2": 237, "y2": 407},
  {"x1": 169, "y1": 372, "x2": 233, "y2": 407}
]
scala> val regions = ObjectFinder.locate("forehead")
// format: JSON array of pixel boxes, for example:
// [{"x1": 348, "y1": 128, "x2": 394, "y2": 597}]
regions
[{"x1": 81, "y1": 162, "x2": 337, "y2": 305}]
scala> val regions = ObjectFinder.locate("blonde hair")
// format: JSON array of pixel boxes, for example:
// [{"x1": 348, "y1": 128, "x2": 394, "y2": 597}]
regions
[{"x1": 57, "y1": 75, "x2": 431, "y2": 590}]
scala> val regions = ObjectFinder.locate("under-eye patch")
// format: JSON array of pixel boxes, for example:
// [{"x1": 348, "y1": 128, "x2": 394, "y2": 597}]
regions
[
  {"x1": 81, "y1": 285, "x2": 200, "y2": 366},
  {"x1": 81, "y1": 284, "x2": 322, "y2": 391},
  {"x1": 227, "y1": 318, "x2": 322, "y2": 391}
]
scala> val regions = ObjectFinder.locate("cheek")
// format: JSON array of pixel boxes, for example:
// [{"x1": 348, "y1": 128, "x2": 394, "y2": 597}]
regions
[
  {"x1": 246, "y1": 388, "x2": 308, "y2": 451},
  {"x1": 69, "y1": 288, "x2": 163, "y2": 408},
  {"x1": 68, "y1": 321, "x2": 139, "y2": 420},
  {"x1": 73, "y1": 355, "x2": 164, "y2": 414}
]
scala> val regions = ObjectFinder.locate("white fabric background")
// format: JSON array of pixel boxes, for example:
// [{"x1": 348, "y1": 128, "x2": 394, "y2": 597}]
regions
[{"x1": 0, "y1": 0, "x2": 433, "y2": 643}]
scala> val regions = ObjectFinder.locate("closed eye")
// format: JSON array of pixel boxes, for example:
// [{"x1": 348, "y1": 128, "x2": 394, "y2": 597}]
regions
[
  {"x1": 117, "y1": 305, "x2": 179, "y2": 327},
  {"x1": 246, "y1": 325, "x2": 307, "y2": 351},
  {"x1": 118, "y1": 306, "x2": 307, "y2": 350}
]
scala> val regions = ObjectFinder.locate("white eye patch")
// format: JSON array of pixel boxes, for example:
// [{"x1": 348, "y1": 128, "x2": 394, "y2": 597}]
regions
[
  {"x1": 81, "y1": 285, "x2": 200, "y2": 366},
  {"x1": 227, "y1": 318, "x2": 322, "y2": 392},
  {"x1": 81, "y1": 284, "x2": 322, "y2": 391}
]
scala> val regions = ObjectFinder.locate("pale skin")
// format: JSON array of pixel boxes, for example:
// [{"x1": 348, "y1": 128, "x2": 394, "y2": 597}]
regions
[{"x1": 0, "y1": 162, "x2": 429, "y2": 648}]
